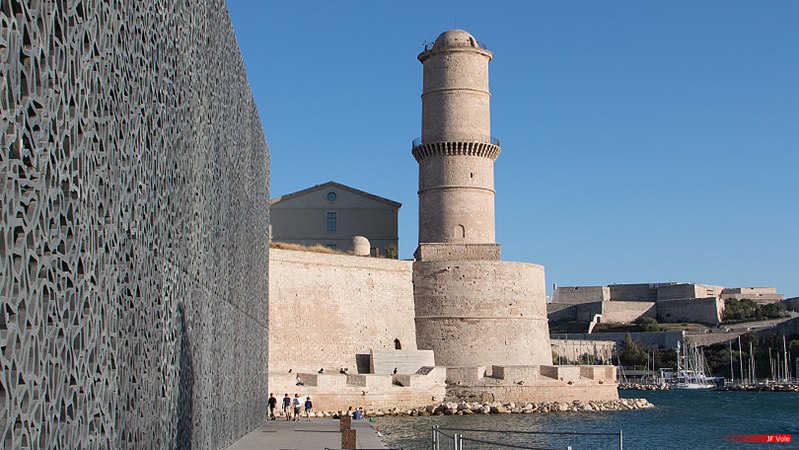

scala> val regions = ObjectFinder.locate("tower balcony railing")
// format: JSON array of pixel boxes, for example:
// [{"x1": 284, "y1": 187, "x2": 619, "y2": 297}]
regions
[
  {"x1": 412, "y1": 136, "x2": 500, "y2": 148},
  {"x1": 422, "y1": 41, "x2": 489, "y2": 52}
]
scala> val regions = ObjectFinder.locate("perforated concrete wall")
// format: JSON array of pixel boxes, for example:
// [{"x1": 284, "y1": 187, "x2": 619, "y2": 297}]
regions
[{"x1": 1, "y1": 1, "x2": 269, "y2": 448}]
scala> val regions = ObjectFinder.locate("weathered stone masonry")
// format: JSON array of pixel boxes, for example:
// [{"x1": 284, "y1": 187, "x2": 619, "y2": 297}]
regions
[{"x1": 1, "y1": 1, "x2": 269, "y2": 448}]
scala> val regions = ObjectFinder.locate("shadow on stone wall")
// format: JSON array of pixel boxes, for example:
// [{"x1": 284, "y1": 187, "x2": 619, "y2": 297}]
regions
[{"x1": 176, "y1": 303, "x2": 194, "y2": 450}]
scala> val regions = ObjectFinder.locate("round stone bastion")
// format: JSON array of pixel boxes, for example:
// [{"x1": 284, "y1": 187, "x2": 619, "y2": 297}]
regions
[{"x1": 412, "y1": 260, "x2": 552, "y2": 368}]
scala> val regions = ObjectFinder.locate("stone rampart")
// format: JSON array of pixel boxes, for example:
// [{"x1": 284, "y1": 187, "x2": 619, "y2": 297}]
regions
[
  {"x1": 601, "y1": 301, "x2": 656, "y2": 323},
  {"x1": 657, "y1": 297, "x2": 724, "y2": 325},
  {"x1": 269, "y1": 369, "x2": 447, "y2": 411},
  {"x1": 0, "y1": 1, "x2": 269, "y2": 447},
  {"x1": 547, "y1": 302, "x2": 579, "y2": 321},
  {"x1": 552, "y1": 332, "x2": 684, "y2": 350},
  {"x1": 608, "y1": 284, "x2": 659, "y2": 301},
  {"x1": 413, "y1": 260, "x2": 551, "y2": 367},
  {"x1": 785, "y1": 297, "x2": 799, "y2": 313},
  {"x1": 553, "y1": 286, "x2": 609, "y2": 304},
  {"x1": 370, "y1": 349, "x2": 436, "y2": 375},
  {"x1": 575, "y1": 302, "x2": 604, "y2": 323},
  {"x1": 723, "y1": 287, "x2": 778, "y2": 295},
  {"x1": 658, "y1": 283, "x2": 723, "y2": 300},
  {"x1": 551, "y1": 339, "x2": 617, "y2": 363},
  {"x1": 415, "y1": 243, "x2": 501, "y2": 261},
  {"x1": 446, "y1": 365, "x2": 618, "y2": 403},
  {"x1": 268, "y1": 248, "x2": 418, "y2": 373}
]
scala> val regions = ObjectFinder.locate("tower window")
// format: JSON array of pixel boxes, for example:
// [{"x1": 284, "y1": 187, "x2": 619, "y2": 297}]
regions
[
  {"x1": 394, "y1": 338, "x2": 402, "y2": 350},
  {"x1": 326, "y1": 212, "x2": 337, "y2": 232},
  {"x1": 456, "y1": 225, "x2": 465, "y2": 238}
]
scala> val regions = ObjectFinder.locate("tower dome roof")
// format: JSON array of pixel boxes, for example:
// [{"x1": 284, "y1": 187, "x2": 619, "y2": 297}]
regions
[{"x1": 433, "y1": 29, "x2": 480, "y2": 50}]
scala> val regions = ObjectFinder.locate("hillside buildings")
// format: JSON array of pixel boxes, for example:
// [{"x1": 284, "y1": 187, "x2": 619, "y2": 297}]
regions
[{"x1": 550, "y1": 282, "x2": 786, "y2": 326}]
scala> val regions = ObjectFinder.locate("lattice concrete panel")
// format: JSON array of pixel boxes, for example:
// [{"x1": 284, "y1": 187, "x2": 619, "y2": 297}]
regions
[{"x1": 1, "y1": 1, "x2": 269, "y2": 448}]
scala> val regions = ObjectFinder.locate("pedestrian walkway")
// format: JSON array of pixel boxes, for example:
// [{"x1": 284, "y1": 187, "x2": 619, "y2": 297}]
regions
[{"x1": 224, "y1": 418, "x2": 388, "y2": 450}]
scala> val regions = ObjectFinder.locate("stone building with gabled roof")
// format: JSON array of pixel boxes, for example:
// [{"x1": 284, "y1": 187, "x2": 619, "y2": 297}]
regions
[{"x1": 269, "y1": 181, "x2": 401, "y2": 257}]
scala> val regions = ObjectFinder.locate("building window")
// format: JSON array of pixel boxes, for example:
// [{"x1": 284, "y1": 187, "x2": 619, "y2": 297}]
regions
[
  {"x1": 327, "y1": 244, "x2": 337, "y2": 250},
  {"x1": 327, "y1": 191, "x2": 337, "y2": 201},
  {"x1": 394, "y1": 338, "x2": 402, "y2": 350},
  {"x1": 326, "y1": 212, "x2": 337, "y2": 232}
]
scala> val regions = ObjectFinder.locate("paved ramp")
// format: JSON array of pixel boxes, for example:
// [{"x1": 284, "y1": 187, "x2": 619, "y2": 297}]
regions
[{"x1": 225, "y1": 418, "x2": 387, "y2": 450}]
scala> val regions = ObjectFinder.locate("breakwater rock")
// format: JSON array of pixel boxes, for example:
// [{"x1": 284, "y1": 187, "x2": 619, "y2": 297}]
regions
[
  {"x1": 719, "y1": 383, "x2": 799, "y2": 392},
  {"x1": 282, "y1": 399, "x2": 655, "y2": 419},
  {"x1": 618, "y1": 383, "x2": 670, "y2": 391}
]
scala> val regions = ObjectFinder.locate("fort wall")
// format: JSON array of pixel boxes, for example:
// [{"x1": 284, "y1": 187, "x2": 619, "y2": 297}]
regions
[
  {"x1": 268, "y1": 249, "x2": 418, "y2": 373},
  {"x1": 601, "y1": 301, "x2": 656, "y2": 323},
  {"x1": 608, "y1": 284, "x2": 659, "y2": 301},
  {"x1": 553, "y1": 286, "x2": 610, "y2": 304},
  {"x1": 552, "y1": 332, "x2": 684, "y2": 350},
  {"x1": 657, "y1": 297, "x2": 725, "y2": 325},
  {"x1": 413, "y1": 260, "x2": 551, "y2": 367},
  {"x1": 658, "y1": 283, "x2": 723, "y2": 300}
]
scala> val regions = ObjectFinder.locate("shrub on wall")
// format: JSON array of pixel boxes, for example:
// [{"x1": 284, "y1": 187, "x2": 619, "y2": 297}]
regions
[
  {"x1": 635, "y1": 316, "x2": 660, "y2": 332},
  {"x1": 723, "y1": 298, "x2": 788, "y2": 323}
]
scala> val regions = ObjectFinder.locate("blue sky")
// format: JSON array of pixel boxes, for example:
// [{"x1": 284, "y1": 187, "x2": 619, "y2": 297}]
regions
[{"x1": 226, "y1": 1, "x2": 798, "y2": 297}]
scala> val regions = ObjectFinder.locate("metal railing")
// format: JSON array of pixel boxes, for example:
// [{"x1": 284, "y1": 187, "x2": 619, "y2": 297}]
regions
[
  {"x1": 411, "y1": 136, "x2": 500, "y2": 148},
  {"x1": 422, "y1": 41, "x2": 490, "y2": 51},
  {"x1": 431, "y1": 426, "x2": 623, "y2": 450}
]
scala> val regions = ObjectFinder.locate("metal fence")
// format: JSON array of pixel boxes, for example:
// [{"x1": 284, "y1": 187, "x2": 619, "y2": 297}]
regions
[
  {"x1": 432, "y1": 426, "x2": 624, "y2": 450},
  {"x1": 411, "y1": 137, "x2": 501, "y2": 148}
]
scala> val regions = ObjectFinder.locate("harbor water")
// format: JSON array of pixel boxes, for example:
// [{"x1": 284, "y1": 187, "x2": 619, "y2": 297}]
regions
[{"x1": 374, "y1": 390, "x2": 799, "y2": 449}]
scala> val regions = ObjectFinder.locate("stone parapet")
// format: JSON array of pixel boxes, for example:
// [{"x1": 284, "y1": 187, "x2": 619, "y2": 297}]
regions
[
  {"x1": 268, "y1": 368, "x2": 447, "y2": 411},
  {"x1": 415, "y1": 243, "x2": 501, "y2": 261},
  {"x1": 444, "y1": 364, "x2": 618, "y2": 404},
  {"x1": 370, "y1": 349, "x2": 435, "y2": 374}
]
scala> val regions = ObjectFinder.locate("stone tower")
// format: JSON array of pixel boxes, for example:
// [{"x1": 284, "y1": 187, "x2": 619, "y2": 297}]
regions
[
  {"x1": 412, "y1": 30, "x2": 552, "y2": 368},
  {"x1": 414, "y1": 29, "x2": 500, "y2": 249}
]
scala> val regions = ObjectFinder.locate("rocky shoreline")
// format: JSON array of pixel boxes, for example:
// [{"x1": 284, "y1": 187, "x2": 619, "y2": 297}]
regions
[
  {"x1": 277, "y1": 398, "x2": 655, "y2": 419},
  {"x1": 618, "y1": 383, "x2": 670, "y2": 391},
  {"x1": 718, "y1": 383, "x2": 799, "y2": 392}
]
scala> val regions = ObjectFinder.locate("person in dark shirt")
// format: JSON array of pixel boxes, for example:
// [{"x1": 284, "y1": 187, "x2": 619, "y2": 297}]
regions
[
  {"x1": 282, "y1": 393, "x2": 292, "y2": 421},
  {"x1": 304, "y1": 396, "x2": 313, "y2": 422},
  {"x1": 267, "y1": 393, "x2": 277, "y2": 420}
]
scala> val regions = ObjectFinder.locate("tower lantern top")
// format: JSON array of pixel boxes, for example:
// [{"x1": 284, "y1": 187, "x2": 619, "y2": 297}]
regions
[{"x1": 419, "y1": 29, "x2": 492, "y2": 62}]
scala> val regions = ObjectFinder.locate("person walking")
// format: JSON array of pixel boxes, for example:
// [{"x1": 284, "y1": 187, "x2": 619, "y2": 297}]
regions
[
  {"x1": 304, "y1": 396, "x2": 313, "y2": 422},
  {"x1": 282, "y1": 393, "x2": 292, "y2": 421},
  {"x1": 292, "y1": 394, "x2": 302, "y2": 422},
  {"x1": 267, "y1": 393, "x2": 277, "y2": 420}
]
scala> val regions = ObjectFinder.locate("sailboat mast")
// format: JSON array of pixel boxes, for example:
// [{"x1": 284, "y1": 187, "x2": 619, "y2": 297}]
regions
[
  {"x1": 783, "y1": 335, "x2": 789, "y2": 383},
  {"x1": 738, "y1": 336, "x2": 745, "y2": 384}
]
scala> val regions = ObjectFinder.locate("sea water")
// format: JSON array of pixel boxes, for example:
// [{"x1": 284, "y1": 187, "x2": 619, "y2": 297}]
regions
[{"x1": 374, "y1": 390, "x2": 799, "y2": 449}]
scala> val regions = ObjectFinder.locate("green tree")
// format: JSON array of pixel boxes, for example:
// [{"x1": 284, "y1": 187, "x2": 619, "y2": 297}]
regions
[
  {"x1": 635, "y1": 316, "x2": 660, "y2": 332},
  {"x1": 383, "y1": 245, "x2": 398, "y2": 259},
  {"x1": 653, "y1": 347, "x2": 677, "y2": 370},
  {"x1": 723, "y1": 298, "x2": 758, "y2": 322},
  {"x1": 759, "y1": 302, "x2": 787, "y2": 320},
  {"x1": 619, "y1": 333, "x2": 648, "y2": 368}
]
